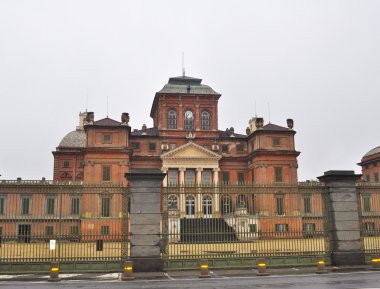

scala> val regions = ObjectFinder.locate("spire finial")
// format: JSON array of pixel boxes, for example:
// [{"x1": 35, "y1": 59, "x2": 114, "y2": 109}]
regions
[
  {"x1": 182, "y1": 52, "x2": 185, "y2": 76},
  {"x1": 106, "y1": 96, "x2": 109, "y2": 118}
]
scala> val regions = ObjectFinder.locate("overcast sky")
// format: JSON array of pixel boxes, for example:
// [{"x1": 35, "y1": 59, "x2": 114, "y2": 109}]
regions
[{"x1": 0, "y1": 0, "x2": 379, "y2": 181}]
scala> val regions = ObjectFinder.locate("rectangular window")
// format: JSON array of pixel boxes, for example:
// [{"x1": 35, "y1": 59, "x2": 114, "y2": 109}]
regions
[
  {"x1": 101, "y1": 197, "x2": 110, "y2": 217},
  {"x1": 101, "y1": 225, "x2": 110, "y2": 235},
  {"x1": 272, "y1": 138, "x2": 281, "y2": 146},
  {"x1": 249, "y1": 224, "x2": 257, "y2": 233},
  {"x1": 102, "y1": 166, "x2": 111, "y2": 181},
  {"x1": 70, "y1": 226, "x2": 79, "y2": 236},
  {"x1": 71, "y1": 197, "x2": 80, "y2": 215},
  {"x1": 202, "y1": 170, "x2": 212, "y2": 186},
  {"x1": 251, "y1": 169, "x2": 255, "y2": 182},
  {"x1": 366, "y1": 174, "x2": 370, "y2": 182},
  {"x1": 375, "y1": 173, "x2": 379, "y2": 183},
  {"x1": 149, "y1": 143, "x2": 156, "y2": 151},
  {"x1": 46, "y1": 197, "x2": 55, "y2": 215},
  {"x1": 45, "y1": 226, "x2": 54, "y2": 237},
  {"x1": 363, "y1": 194, "x2": 371, "y2": 212},
  {"x1": 276, "y1": 195, "x2": 284, "y2": 215},
  {"x1": 103, "y1": 134, "x2": 112, "y2": 144},
  {"x1": 185, "y1": 170, "x2": 195, "y2": 186},
  {"x1": 236, "y1": 144, "x2": 244, "y2": 152},
  {"x1": 222, "y1": 172, "x2": 230, "y2": 184},
  {"x1": 131, "y1": 142, "x2": 140, "y2": 150},
  {"x1": 275, "y1": 224, "x2": 289, "y2": 232},
  {"x1": 303, "y1": 194, "x2": 312, "y2": 214},
  {"x1": 21, "y1": 197, "x2": 30, "y2": 215},
  {"x1": 168, "y1": 170, "x2": 178, "y2": 186},
  {"x1": 222, "y1": 144, "x2": 229, "y2": 153},
  {"x1": 365, "y1": 222, "x2": 375, "y2": 231},
  {"x1": 374, "y1": 162, "x2": 378, "y2": 167},
  {"x1": 63, "y1": 160, "x2": 70, "y2": 168},
  {"x1": 303, "y1": 223, "x2": 316, "y2": 232},
  {"x1": 275, "y1": 167, "x2": 282, "y2": 182},
  {"x1": 237, "y1": 172, "x2": 245, "y2": 184},
  {"x1": 0, "y1": 196, "x2": 5, "y2": 215}
]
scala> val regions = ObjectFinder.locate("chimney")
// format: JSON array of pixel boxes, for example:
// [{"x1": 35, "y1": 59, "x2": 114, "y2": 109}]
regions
[
  {"x1": 85, "y1": 112, "x2": 94, "y2": 125},
  {"x1": 121, "y1": 113, "x2": 130, "y2": 125},
  {"x1": 142, "y1": 124, "x2": 147, "y2": 135},
  {"x1": 287, "y1": 119, "x2": 294, "y2": 130},
  {"x1": 77, "y1": 111, "x2": 88, "y2": 130},
  {"x1": 255, "y1": 118, "x2": 264, "y2": 129},
  {"x1": 249, "y1": 117, "x2": 264, "y2": 133}
]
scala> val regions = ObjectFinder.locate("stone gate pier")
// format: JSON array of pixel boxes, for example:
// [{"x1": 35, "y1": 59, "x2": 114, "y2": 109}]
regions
[{"x1": 125, "y1": 169, "x2": 166, "y2": 272}]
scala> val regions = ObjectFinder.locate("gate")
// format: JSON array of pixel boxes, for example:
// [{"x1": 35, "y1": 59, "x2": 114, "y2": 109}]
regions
[{"x1": 161, "y1": 182, "x2": 329, "y2": 269}]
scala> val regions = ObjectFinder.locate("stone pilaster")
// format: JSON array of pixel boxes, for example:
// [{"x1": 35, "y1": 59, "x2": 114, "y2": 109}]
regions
[{"x1": 318, "y1": 170, "x2": 364, "y2": 266}]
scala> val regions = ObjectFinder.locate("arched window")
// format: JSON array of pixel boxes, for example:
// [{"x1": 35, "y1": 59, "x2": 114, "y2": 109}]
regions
[
  {"x1": 168, "y1": 195, "x2": 178, "y2": 209},
  {"x1": 167, "y1": 110, "x2": 177, "y2": 129},
  {"x1": 237, "y1": 194, "x2": 248, "y2": 211},
  {"x1": 184, "y1": 110, "x2": 194, "y2": 130},
  {"x1": 201, "y1": 111, "x2": 211, "y2": 130},
  {"x1": 185, "y1": 195, "x2": 195, "y2": 218},
  {"x1": 221, "y1": 195, "x2": 233, "y2": 215},
  {"x1": 202, "y1": 195, "x2": 212, "y2": 218}
]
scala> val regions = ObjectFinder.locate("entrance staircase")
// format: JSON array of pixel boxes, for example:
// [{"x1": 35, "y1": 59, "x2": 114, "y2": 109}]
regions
[{"x1": 180, "y1": 218, "x2": 237, "y2": 243}]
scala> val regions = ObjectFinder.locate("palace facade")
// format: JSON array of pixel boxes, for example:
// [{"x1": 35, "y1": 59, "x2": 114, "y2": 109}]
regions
[
  {"x1": 53, "y1": 75, "x2": 299, "y2": 187},
  {"x1": 1, "y1": 75, "x2": 308, "y2": 243}
]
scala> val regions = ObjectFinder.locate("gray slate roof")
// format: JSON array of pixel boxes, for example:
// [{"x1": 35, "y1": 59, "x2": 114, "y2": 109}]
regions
[
  {"x1": 158, "y1": 76, "x2": 220, "y2": 95},
  {"x1": 58, "y1": 130, "x2": 86, "y2": 148},
  {"x1": 364, "y1": 146, "x2": 380, "y2": 157},
  {"x1": 131, "y1": 127, "x2": 159, "y2": 137}
]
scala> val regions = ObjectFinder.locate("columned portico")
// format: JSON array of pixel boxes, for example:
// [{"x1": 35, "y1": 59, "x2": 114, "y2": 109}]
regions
[{"x1": 161, "y1": 142, "x2": 222, "y2": 218}]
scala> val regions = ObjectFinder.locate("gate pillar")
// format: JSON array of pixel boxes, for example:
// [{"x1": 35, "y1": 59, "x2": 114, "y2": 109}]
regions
[
  {"x1": 125, "y1": 169, "x2": 166, "y2": 272},
  {"x1": 318, "y1": 170, "x2": 364, "y2": 266}
]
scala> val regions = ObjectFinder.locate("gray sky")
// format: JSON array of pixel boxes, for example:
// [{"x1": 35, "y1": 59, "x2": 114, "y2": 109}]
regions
[{"x1": 0, "y1": 0, "x2": 379, "y2": 181}]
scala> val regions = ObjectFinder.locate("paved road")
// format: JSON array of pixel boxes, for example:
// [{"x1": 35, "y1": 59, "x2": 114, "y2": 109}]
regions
[{"x1": 1, "y1": 271, "x2": 380, "y2": 289}]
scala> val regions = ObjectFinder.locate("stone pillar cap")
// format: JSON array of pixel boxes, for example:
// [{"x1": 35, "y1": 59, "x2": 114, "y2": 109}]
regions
[{"x1": 317, "y1": 170, "x2": 362, "y2": 182}]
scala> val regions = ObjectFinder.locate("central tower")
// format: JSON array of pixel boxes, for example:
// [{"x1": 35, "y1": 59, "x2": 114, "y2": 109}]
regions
[{"x1": 150, "y1": 76, "x2": 221, "y2": 139}]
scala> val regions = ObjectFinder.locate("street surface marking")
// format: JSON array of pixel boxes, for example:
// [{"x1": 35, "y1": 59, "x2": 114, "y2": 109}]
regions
[
  {"x1": 164, "y1": 272, "x2": 174, "y2": 280},
  {"x1": 39, "y1": 274, "x2": 82, "y2": 279},
  {"x1": 0, "y1": 275, "x2": 31, "y2": 279},
  {"x1": 97, "y1": 273, "x2": 120, "y2": 279}
]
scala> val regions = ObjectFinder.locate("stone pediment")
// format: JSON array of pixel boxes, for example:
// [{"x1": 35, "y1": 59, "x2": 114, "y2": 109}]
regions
[{"x1": 161, "y1": 142, "x2": 221, "y2": 160}]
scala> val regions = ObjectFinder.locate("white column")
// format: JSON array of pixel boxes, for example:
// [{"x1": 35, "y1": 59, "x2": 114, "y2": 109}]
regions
[
  {"x1": 213, "y1": 168, "x2": 221, "y2": 217},
  {"x1": 196, "y1": 168, "x2": 203, "y2": 218},
  {"x1": 196, "y1": 168, "x2": 203, "y2": 186},
  {"x1": 179, "y1": 167, "x2": 186, "y2": 186},
  {"x1": 179, "y1": 168, "x2": 186, "y2": 217},
  {"x1": 162, "y1": 167, "x2": 168, "y2": 187},
  {"x1": 213, "y1": 168, "x2": 220, "y2": 186}
]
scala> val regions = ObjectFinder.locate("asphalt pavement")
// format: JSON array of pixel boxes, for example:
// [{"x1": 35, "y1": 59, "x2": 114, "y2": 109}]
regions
[{"x1": 0, "y1": 266, "x2": 379, "y2": 289}]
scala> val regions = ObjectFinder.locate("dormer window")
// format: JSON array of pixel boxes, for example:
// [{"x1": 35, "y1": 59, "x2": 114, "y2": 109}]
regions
[
  {"x1": 167, "y1": 110, "x2": 177, "y2": 129},
  {"x1": 201, "y1": 111, "x2": 211, "y2": 130},
  {"x1": 184, "y1": 110, "x2": 194, "y2": 130}
]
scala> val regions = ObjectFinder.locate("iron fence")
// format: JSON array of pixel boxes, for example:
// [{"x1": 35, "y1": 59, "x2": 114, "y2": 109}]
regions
[
  {"x1": 161, "y1": 182, "x2": 329, "y2": 261},
  {"x1": 357, "y1": 183, "x2": 380, "y2": 254},
  {"x1": 0, "y1": 181, "x2": 129, "y2": 263}
]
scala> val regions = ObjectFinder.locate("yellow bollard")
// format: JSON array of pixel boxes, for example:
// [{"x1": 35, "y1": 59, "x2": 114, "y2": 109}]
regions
[
  {"x1": 257, "y1": 258, "x2": 269, "y2": 276},
  {"x1": 316, "y1": 256, "x2": 328, "y2": 274},
  {"x1": 199, "y1": 259, "x2": 211, "y2": 278},
  {"x1": 121, "y1": 260, "x2": 135, "y2": 281},
  {"x1": 371, "y1": 256, "x2": 380, "y2": 271},
  {"x1": 48, "y1": 262, "x2": 60, "y2": 282}
]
